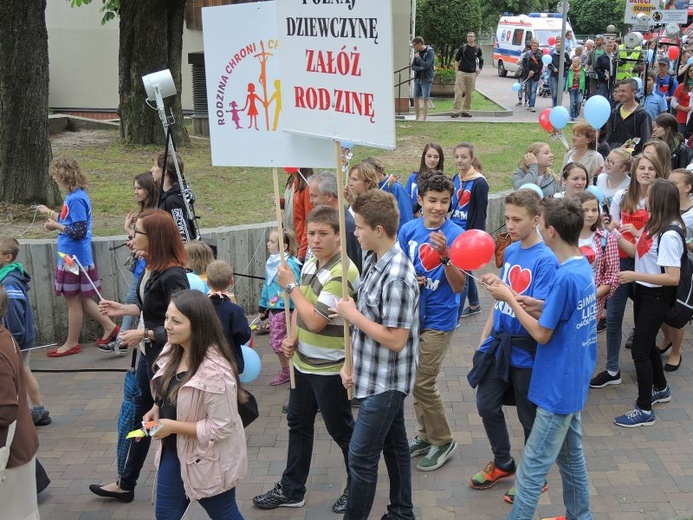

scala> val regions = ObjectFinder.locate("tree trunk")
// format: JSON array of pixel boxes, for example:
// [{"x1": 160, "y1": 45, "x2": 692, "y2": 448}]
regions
[
  {"x1": 0, "y1": 0, "x2": 59, "y2": 205},
  {"x1": 119, "y1": 0, "x2": 189, "y2": 146}
]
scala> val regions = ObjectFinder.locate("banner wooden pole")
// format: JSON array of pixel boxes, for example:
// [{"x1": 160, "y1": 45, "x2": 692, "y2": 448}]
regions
[
  {"x1": 334, "y1": 141, "x2": 354, "y2": 401},
  {"x1": 272, "y1": 167, "x2": 295, "y2": 389}
]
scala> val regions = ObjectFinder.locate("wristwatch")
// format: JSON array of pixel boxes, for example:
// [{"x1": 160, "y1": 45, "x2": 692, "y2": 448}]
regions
[
  {"x1": 440, "y1": 256, "x2": 451, "y2": 266},
  {"x1": 285, "y1": 282, "x2": 298, "y2": 294}
]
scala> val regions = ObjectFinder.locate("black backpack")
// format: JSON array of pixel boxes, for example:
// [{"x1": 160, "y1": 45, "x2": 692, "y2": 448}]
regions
[{"x1": 659, "y1": 225, "x2": 693, "y2": 328}]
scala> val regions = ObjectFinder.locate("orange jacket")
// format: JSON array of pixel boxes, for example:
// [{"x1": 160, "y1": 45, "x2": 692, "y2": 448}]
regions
[{"x1": 293, "y1": 182, "x2": 313, "y2": 260}]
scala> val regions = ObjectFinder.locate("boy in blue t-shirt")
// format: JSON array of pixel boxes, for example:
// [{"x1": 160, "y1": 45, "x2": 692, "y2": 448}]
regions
[
  {"x1": 398, "y1": 173, "x2": 465, "y2": 472},
  {"x1": 487, "y1": 198, "x2": 597, "y2": 520},
  {"x1": 466, "y1": 190, "x2": 558, "y2": 504}
]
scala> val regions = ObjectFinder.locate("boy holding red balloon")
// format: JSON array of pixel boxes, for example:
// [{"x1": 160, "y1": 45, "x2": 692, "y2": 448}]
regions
[
  {"x1": 487, "y1": 197, "x2": 597, "y2": 520},
  {"x1": 466, "y1": 189, "x2": 558, "y2": 504},
  {"x1": 398, "y1": 173, "x2": 466, "y2": 472}
]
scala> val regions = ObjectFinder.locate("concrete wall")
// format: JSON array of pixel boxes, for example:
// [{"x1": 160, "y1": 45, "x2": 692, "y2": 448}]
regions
[{"x1": 17, "y1": 191, "x2": 508, "y2": 345}]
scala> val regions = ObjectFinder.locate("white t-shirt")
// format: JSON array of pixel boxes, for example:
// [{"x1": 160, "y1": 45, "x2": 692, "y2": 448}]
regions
[
  {"x1": 610, "y1": 189, "x2": 647, "y2": 224},
  {"x1": 597, "y1": 174, "x2": 630, "y2": 209},
  {"x1": 634, "y1": 225, "x2": 684, "y2": 287},
  {"x1": 681, "y1": 206, "x2": 693, "y2": 239}
]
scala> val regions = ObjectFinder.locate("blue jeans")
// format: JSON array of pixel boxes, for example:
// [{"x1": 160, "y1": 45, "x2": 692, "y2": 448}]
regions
[
  {"x1": 508, "y1": 408, "x2": 592, "y2": 520},
  {"x1": 605, "y1": 257, "x2": 634, "y2": 373},
  {"x1": 476, "y1": 366, "x2": 536, "y2": 468},
  {"x1": 281, "y1": 370, "x2": 354, "y2": 500},
  {"x1": 527, "y1": 78, "x2": 539, "y2": 108},
  {"x1": 458, "y1": 275, "x2": 479, "y2": 315},
  {"x1": 121, "y1": 270, "x2": 143, "y2": 332},
  {"x1": 118, "y1": 353, "x2": 154, "y2": 489},
  {"x1": 344, "y1": 391, "x2": 413, "y2": 520},
  {"x1": 549, "y1": 74, "x2": 559, "y2": 107},
  {"x1": 156, "y1": 447, "x2": 243, "y2": 520},
  {"x1": 569, "y1": 89, "x2": 583, "y2": 119},
  {"x1": 598, "y1": 81, "x2": 612, "y2": 101}
]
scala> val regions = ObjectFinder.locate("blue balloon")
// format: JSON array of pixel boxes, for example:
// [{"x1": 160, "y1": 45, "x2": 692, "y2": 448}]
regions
[
  {"x1": 512, "y1": 82, "x2": 522, "y2": 92},
  {"x1": 583, "y1": 95, "x2": 611, "y2": 130},
  {"x1": 186, "y1": 272, "x2": 208, "y2": 293},
  {"x1": 239, "y1": 345, "x2": 261, "y2": 383},
  {"x1": 518, "y1": 183, "x2": 545, "y2": 199},
  {"x1": 633, "y1": 77, "x2": 642, "y2": 91},
  {"x1": 586, "y1": 185, "x2": 605, "y2": 205},
  {"x1": 687, "y1": 56, "x2": 693, "y2": 66},
  {"x1": 542, "y1": 54, "x2": 552, "y2": 66},
  {"x1": 549, "y1": 106, "x2": 570, "y2": 130}
]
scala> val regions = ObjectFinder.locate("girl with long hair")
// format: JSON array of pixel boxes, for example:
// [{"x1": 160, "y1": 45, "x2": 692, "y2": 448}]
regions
[
  {"x1": 613, "y1": 179, "x2": 683, "y2": 427},
  {"x1": 511, "y1": 142, "x2": 560, "y2": 198},
  {"x1": 554, "y1": 162, "x2": 589, "y2": 199},
  {"x1": 145, "y1": 290, "x2": 247, "y2": 519},
  {"x1": 651, "y1": 113, "x2": 693, "y2": 169},
  {"x1": 595, "y1": 148, "x2": 631, "y2": 213},
  {"x1": 406, "y1": 142, "x2": 445, "y2": 215},
  {"x1": 90, "y1": 209, "x2": 190, "y2": 502}
]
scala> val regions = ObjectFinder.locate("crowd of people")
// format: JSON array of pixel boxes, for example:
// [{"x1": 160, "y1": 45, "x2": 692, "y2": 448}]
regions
[{"x1": 5, "y1": 34, "x2": 693, "y2": 520}]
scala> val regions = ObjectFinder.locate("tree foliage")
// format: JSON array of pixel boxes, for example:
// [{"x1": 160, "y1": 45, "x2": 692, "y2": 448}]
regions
[
  {"x1": 416, "y1": 0, "x2": 483, "y2": 68},
  {"x1": 69, "y1": 0, "x2": 120, "y2": 25},
  {"x1": 569, "y1": 0, "x2": 626, "y2": 35},
  {"x1": 0, "y1": 0, "x2": 59, "y2": 205},
  {"x1": 480, "y1": 0, "x2": 551, "y2": 33}
]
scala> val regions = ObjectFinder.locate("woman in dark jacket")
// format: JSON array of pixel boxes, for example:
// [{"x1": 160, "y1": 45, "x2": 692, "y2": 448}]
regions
[
  {"x1": 652, "y1": 113, "x2": 693, "y2": 170},
  {"x1": 89, "y1": 209, "x2": 189, "y2": 502}
]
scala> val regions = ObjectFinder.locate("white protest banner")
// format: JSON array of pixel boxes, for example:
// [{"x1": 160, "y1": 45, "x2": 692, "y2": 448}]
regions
[
  {"x1": 276, "y1": 0, "x2": 395, "y2": 150},
  {"x1": 202, "y1": 2, "x2": 333, "y2": 167},
  {"x1": 624, "y1": 0, "x2": 687, "y2": 24}
]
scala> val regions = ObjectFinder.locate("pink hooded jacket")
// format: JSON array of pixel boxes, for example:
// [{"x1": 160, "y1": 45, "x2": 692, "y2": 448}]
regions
[{"x1": 151, "y1": 344, "x2": 247, "y2": 501}]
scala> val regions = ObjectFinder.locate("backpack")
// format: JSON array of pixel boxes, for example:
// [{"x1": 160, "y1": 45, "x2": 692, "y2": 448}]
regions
[{"x1": 659, "y1": 225, "x2": 693, "y2": 328}]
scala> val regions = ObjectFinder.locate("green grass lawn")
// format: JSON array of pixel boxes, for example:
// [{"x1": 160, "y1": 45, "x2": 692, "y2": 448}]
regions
[
  {"x1": 7, "y1": 121, "x2": 568, "y2": 238},
  {"x1": 428, "y1": 92, "x2": 503, "y2": 113}
]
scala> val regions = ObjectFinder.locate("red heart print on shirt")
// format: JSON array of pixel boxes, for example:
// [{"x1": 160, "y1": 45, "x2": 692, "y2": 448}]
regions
[
  {"x1": 456, "y1": 189, "x2": 471, "y2": 207},
  {"x1": 580, "y1": 245, "x2": 596, "y2": 264},
  {"x1": 419, "y1": 244, "x2": 441, "y2": 271},
  {"x1": 60, "y1": 203, "x2": 69, "y2": 221},
  {"x1": 636, "y1": 233, "x2": 653, "y2": 258},
  {"x1": 508, "y1": 265, "x2": 532, "y2": 294}
]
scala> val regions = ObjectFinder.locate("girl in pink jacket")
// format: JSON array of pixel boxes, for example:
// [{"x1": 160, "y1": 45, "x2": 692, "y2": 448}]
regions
[{"x1": 145, "y1": 290, "x2": 248, "y2": 519}]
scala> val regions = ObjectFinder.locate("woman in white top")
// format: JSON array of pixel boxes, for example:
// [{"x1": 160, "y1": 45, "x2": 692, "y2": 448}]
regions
[
  {"x1": 613, "y1": 179, "x2": 683, "y2": 427},
  {"x1": 657, "y1": 168, "x2": 693, "y2": 371},
  {"x1": 554, "y1": 162, "x2": 588, "y2": 199},
  {"x1": 562, "y1": 123, "x2": 604, "y2": 180},
  {"x1": 595, "y1": 148, "x2": 631, "y2": 217}
]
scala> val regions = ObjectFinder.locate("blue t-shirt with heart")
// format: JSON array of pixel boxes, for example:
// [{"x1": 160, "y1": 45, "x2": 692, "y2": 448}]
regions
[
  {"x1": 398, "y1": 218, "x2": 463, "y2": 332},
  {"x1": 479, "y1": 240, "x2": 558, "y2": 368},
  {"x1": 450, "y1": 175, "x2": 489, "y2": 231},
  {"x1": 530, "y1": 256, "x2": 598, "y2": 414}
]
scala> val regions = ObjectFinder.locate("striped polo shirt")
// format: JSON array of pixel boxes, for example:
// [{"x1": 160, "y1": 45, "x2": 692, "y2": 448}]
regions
[{"x1": 295, "y1": 252, "x2": 360, "y2": 375}]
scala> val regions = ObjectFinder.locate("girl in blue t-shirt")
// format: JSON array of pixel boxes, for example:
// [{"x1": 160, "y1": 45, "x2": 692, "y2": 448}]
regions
[
  {"x1": 405, "y1": 142, "x2": 445, "y2": 217},
  {"x1": 37, "y1": 157, "x2": 118, "y2": 357},
  {"x1": 613, "y1": 179, "x2": 684, "y2": 427},
  {"x1": 259, "y1": 228, "x2": 301, "y2": 386},
  {"x1": 450, "y1": 142, "x2": 489, "y2": 319}
]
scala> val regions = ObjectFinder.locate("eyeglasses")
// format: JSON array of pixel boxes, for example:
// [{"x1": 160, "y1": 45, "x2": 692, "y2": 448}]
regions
[
  {"x1": 133, "y1": 227, "x2": 147, "y2": 236},
  {"x1": 605, "y1": 159, "x2": 623, "y2": 167}
]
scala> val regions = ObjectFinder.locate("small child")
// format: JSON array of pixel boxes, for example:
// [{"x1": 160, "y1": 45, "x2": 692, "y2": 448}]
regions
[
  {"x1": 565, "y1": 56, "x2": 586, "y2": 120},
  {"x1": 259, "y1": 228, "x2": 301, "y2": 386},
  {"x1": 575, "y1": 191, "x2": 619, "y2": 333},
  {"x1": 206, "y1": 260, "x2": 251, "y2": 374},
  {"x1": 184, "y1": 240, "x2": 214, "y2": 293},
  {"x1": 554, "y1": 162, "x2": 589, "y2": 199}
]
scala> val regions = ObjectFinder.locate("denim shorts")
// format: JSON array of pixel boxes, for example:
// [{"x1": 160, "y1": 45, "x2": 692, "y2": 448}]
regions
[{"x1": 413, "y1": 79, "x2": 432, "y2": 99}]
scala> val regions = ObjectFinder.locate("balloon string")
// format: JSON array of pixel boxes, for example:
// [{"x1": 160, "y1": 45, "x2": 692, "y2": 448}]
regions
[{"x1": 460, "y1": 269, "x2": 490, "y2": 287}]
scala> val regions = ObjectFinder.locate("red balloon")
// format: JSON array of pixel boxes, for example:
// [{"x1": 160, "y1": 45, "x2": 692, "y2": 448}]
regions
[
  {"x1": 548, "y1": 36, "x2": 556, "y2": 46},
  {"x1": 669, "y1": 45, "x2": 680, "y2": 61},
  {"x1": 542, "y1": 48, "x2": 549, "y2": 55},
  {"x1": 538, "y1": 108, "x2": 553, "y2": 132},
  {"x1": 449, "y1": 230, "x2": 495, "y2": 271},
  {"x1": 283, "y1": 167, "x2": 300, "y2": 174}
]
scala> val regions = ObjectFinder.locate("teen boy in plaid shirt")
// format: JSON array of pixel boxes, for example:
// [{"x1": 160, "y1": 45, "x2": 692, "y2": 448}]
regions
[{"x1": 336, "y1": 190, "x2": 419, "y2": 520}]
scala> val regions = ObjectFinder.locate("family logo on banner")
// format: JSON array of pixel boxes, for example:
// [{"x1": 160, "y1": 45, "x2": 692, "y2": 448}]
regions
[
  {"x1": 624, "y1": 0, "x2": 688, "y2": 24},
  {"x1": 276, "y1": 0, "x2": 395, "y2": 150},
  {"x1": 201, "y1": 2, "x2": 333, "y2": 167}
]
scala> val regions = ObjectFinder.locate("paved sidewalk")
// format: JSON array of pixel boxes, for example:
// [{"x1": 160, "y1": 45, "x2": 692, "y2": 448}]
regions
[{"x1": 30, "y1": 279, "x2": 693, "y2": 520}]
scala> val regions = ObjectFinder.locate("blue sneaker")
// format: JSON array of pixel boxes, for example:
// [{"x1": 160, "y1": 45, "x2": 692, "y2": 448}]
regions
[
  {"x1": 614, "y1": 407, "x2": 655, "y2": 428},
  {"x1": 652, "y1": 385, "x2": 671, "y2": 405}
]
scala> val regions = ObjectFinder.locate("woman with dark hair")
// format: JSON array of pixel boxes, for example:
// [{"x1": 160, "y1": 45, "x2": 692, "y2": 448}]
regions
[
  {"x1": 103, "y1": 172, "x2": 160, "y2": 354},
  {"x1": 651, "y1": 113, "x2": 693, "y2": 169},
  {"x1": 89, "y1": 209, "x2": 190, "y2": 502},
  {"x1": 145, "y1": 290, "x2": 247, "y2": 519},
  {"x1": 0, "y1": 286, "x2": 40, "y2": 519},
  {"x1": 562, "y1": 123, "x2": 605, "y2": 180},
  {"x1": 406, "y1": 142, "x2": 445, "y2": 216}
]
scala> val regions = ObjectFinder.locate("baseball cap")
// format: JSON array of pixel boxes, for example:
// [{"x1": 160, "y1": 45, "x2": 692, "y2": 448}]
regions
[
  {"x1": 657, "y1": 56, "x2": 670, "y2": 65},
  {"x1": 595, "y1": 34, "x2": 605, "y2": 40}
]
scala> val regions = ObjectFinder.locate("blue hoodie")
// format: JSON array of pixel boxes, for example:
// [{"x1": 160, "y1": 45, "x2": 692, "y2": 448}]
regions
[{"x1": 1, "y1": 266, "x2": 36, "y2": 350}]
